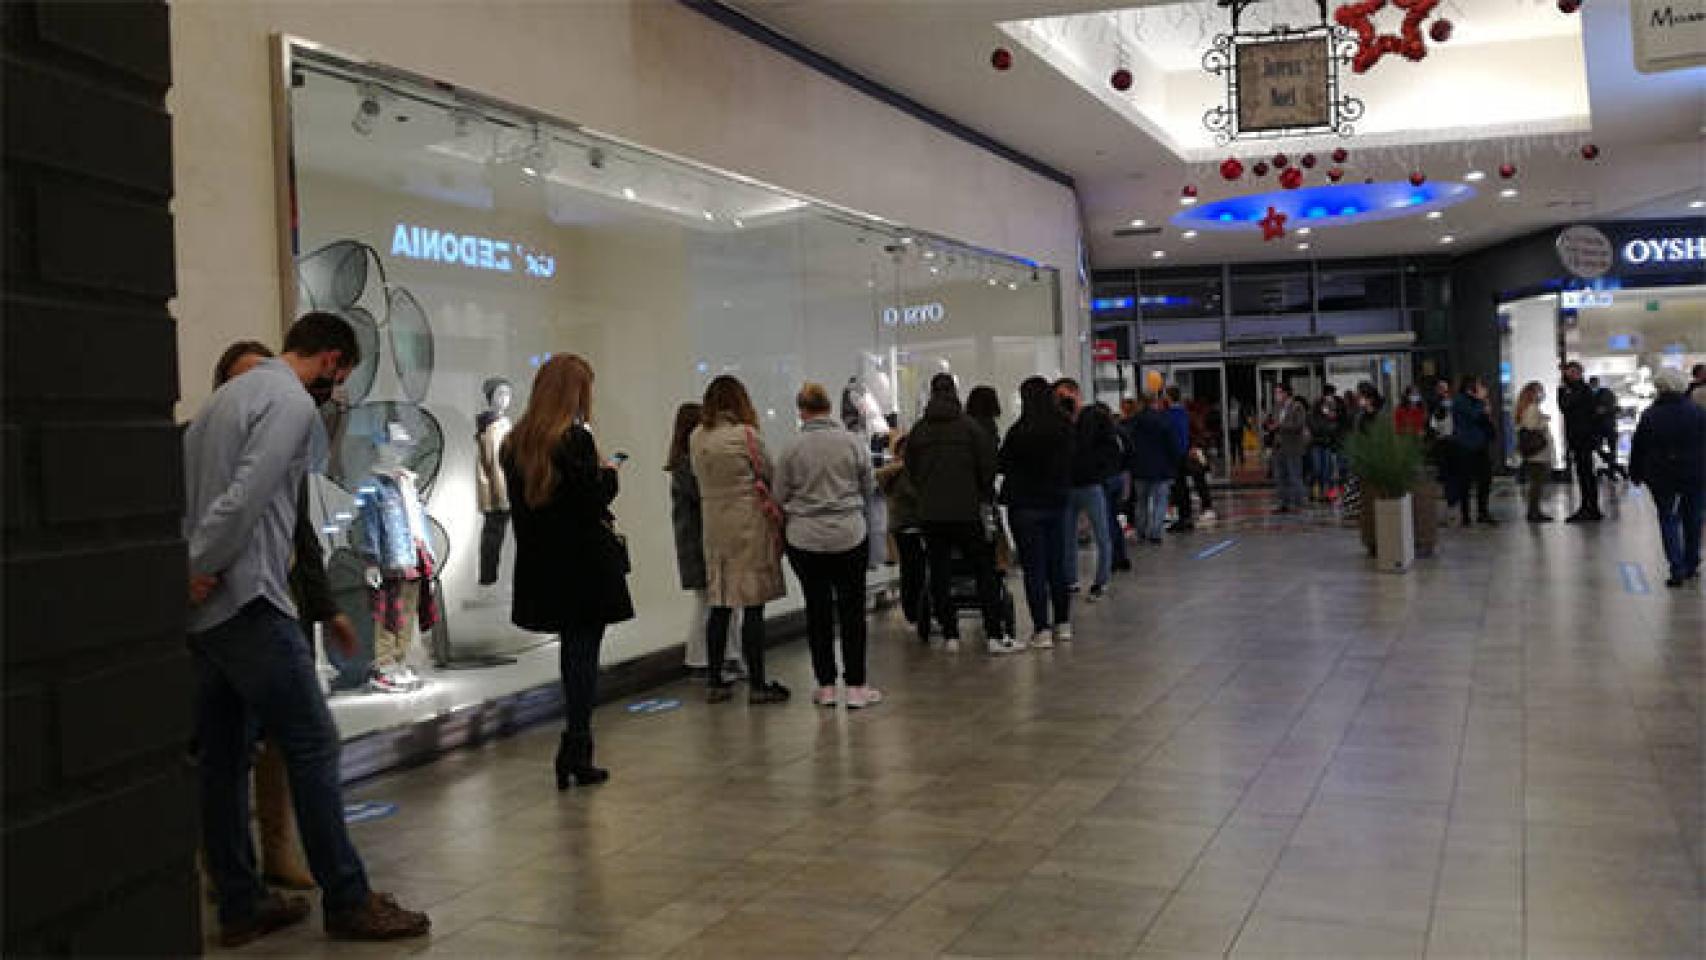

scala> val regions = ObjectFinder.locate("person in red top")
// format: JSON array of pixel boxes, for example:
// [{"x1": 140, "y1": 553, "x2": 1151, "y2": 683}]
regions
[{"x1": 1394, "y1": 386, "x2": 1428, "y2": 436}]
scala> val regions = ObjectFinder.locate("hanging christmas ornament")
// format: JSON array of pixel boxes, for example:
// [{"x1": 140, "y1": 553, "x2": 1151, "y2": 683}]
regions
[
  {"x1": 1335, "y1": 0, "x2": 1442, "y2": 74},
  {"x1": 1253, "y1": 161, "x2": 1271, "y2": 177},
  {"x1": 1273, "y1": 153, "x2": 1290, "y2": 169},
  {"x1": 1557, "y1": 0, "x2": 1580, "y2": 12},
  {"x1": 1301, "y1": 153, "x2": 1318, "y2": 169},
  {"x1": 1259, "y1": 206, "x2": 1288, "y2": 241},
  {"x1": 1498, "y1": 163, "x2": 1518, "y2": 179},
  {"x1": 1580, "y1": 143, "x2": 1600, "y2": 160},
  {"x1": 1182, "y1": 184, "x2": 1200, "y2": 199},
  {"x1": 1409, "y1": 171, "x2": 1427, "y2": 186},
  {"x1": 1280, "y1": 167, "x2": 1304, "y2": 190},
  {"x1": 991, "y1": 47, "x2": 1014, "y2": 71},
  {"x1": 1327, "y1": 167, "x2": 1345, "y2": 182},
  {"x1": 1110, "y1": 68, "x2": 1133, "y2": 92},
  {"x1": 1430, "y1": 19, "x2": 1453, "y2": 42},
  {"x1": 1220, "y1": 157, "x2": 1245, "y2": 180},
  {"x1": 1332, "y1": 147, "x2": 1350, "y2": 164}
]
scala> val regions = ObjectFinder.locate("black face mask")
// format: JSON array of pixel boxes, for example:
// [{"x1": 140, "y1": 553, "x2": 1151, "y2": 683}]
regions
[
  {"x1": 1058, "y1": 395, "x2": 1077, "y2": 416},
  {"x1": 307, "y1": 377, "x2": 338, "y2": 406}
]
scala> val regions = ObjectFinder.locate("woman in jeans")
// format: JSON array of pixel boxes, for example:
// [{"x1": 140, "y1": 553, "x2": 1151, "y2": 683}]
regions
[
  {"x1": 502, "y1": 354, "x2": 634, "y2": 789},
  {"x1": 998, "y1": 376, "x2": 1076, "y2": 648},
  {"x1": 776, "y1": 383, "x2": 879, "y2": 708},
  {"x1": 691, "y1": 376, "x2": 791, "y2": 704},
  {"x1": 1514, "y1": 382, "x2": 1556, "y2": 523}
]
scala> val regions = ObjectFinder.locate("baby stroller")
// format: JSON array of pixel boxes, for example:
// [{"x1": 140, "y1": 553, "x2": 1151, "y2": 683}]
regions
[{"x1": 915, "y1": 506, "x2": 1019, "y2": 643}]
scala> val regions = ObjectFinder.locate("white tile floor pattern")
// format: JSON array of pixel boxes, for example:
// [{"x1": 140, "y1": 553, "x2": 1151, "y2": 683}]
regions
[{"x1": 216, "y1": 484, "x2": 1703, "y2": 959}]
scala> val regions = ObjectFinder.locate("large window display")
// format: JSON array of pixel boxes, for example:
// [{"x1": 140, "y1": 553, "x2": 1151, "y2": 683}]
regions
[{"x1": 279, "y1": 45, "x2": 1063, "y2": 738}]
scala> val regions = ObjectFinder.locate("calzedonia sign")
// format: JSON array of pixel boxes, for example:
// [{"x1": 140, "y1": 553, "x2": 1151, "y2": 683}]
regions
[
  {"x1": 390, "y1": 223, "x2": 556, "y2": 279},
  {"x1": 881, "y1": 302, "x2": 946, "y2": 327}
]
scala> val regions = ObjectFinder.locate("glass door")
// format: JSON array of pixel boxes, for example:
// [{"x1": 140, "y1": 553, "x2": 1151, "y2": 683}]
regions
[
  {"x1": 1142, "y1": 361, "x2": 1232, "y2": 482},
  {"x1": 1255, "y1": 360, "x2": 1321, "y2": 421}
]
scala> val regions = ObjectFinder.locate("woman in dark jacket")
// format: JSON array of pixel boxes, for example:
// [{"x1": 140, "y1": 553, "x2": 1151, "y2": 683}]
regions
[
  {"x1": 999, "y1": 376, "x2": 1076, "y2": 648},
  {"x1": 503, "y1": 354, "x2": 634, "y2": 789},
  {"x1": 1450, "y1": 376, "x2": 1497, "y2": 525},
  {"x1": 1630, "y1": 368, "x2": 1706, "y2": 587}
]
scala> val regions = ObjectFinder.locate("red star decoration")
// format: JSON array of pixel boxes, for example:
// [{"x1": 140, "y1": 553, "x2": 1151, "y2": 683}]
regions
[
  {"x1": 1335, "y1": 0, "x2": 1441, "y2": 74},
  {"x1": 1259, "y1": 206, "x2": 1288, "y2": 241}
]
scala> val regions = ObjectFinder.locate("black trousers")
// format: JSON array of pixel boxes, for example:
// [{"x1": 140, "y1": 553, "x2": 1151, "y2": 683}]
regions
[
  {"x1": 1461, "y1": 447, "x2": 1492, "y2": 520},
  {"x1": 786, "y1": 541, "x2": 869, "y2": 687},
  {"x1": 559, "y1": 623, "x2": 604, "y2": 743},
  {"x1": 479, "y1": 510, "x2": 510, "y2": 585},
  {"x1": 893, "y1": 529, "x2": 928, "y2": 624},
  {"x1": 1569, "y1": 443, "x2": 1600, "y2": 515},
  {"x1": 707, "y1": 605, "x2": 767, "y2": 686},
  {"x1": 1171, "y1": 465, "x2": 1212, "y2": 521},
  {"x1": 924, "y1": 521, "x2": 1002, "y2": 639}
]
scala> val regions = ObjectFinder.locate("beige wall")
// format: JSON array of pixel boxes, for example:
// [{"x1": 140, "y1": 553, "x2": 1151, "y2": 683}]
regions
[{"x1": 169, "y1": 0, "x2": 1085, "y2": 413}]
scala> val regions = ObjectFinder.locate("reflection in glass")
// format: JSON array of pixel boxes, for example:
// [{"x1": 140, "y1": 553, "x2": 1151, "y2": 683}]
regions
[{"x1": 387, "y1": 286, "x2": 434, "y2": 403}]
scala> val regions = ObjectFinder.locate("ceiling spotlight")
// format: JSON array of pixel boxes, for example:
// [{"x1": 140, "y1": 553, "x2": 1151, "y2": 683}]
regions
[
  {"x1": 923, "y1": 249, "x2": 937, "y2": 260},
  {"x1": 732, "y1": 217, "x2": 745, "y2": 228},
  {"x1": 1499, "y1": 188, "x2": 1519, "y2": 199},
  {"x1": 1464, "y1": 170, "x2": 1486, "y2": 182},
  {"x1": 1130, "y1": 219, "x2": 1147, "y2": 227},
  {"x1": 1426, "y1": 211, "x2": 1443, "y2": 220},
  {"x1": 929, "y1": 266, "x2": 940, "y2": 275},
  {"x1": 1439, "y1": 235, "x2": 1457, "y2": 244},
  {"x1": 518, "y1": 125, "x2": 554, "y2": 178},
  {"x1": 1297, "y1": 227, "x2": 1312, "y2": 236},
  {"x1": 1183, "y1": 230, "x2": 1199, "y2": 239},
  {"x1": 1690, "y1": 199, "x2": 1705, "y2": 209},
  {"x1": 1151, "y1": 250, "x2": 1166, "y2": 259},
  {"x1": 1007, "y1": 280, "x2": 1020, "y2": 290},
  {"x1": 1297, "y1": 242, "x2": 1311, "y2": 250},
  {"x1": 622, "y1": 187, "x2": 637, "y2": 201},
  {"x1": 702, "y1": 210, "x2": 715, "y2": 221},
  {"x1": 1180, "y1": 196, "x2": 1199, "y2": 206},
  {"x1": 351, "y1": 85, "x2": 382, "y2": 135},
  {"x1": 987, "y1": 277, "x2": 999, "y2": 286}
]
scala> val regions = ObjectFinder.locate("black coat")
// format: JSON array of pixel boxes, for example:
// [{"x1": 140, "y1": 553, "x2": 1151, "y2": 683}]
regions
[
  {"x1": 907, "y1": 394, "x2": 996, "y2": 526},
  {"x1": 504, "y1": 426, "x2": 635, "y2": 632},
  {"x1": 668, "y1": 461, "x2": 707, "y2": 591},
  {"x1": 1630, "y1": 394, "x2": 1706, "y2": 496},
  {"x1": 1558, "y1": 380, "x2": 1600, "y2": 448},
  {"x1": 998, "y1": 404, "x2": 1074, "y2": 510},
  {"x1": 1123, "y1": 410, "x2": 1181, "y2": 481},
  {"x1": 1069, "y1": 405, "x2": 1123, "y2": 485}
]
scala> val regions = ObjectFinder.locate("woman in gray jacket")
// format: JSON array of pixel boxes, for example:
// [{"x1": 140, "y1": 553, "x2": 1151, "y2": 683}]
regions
[{"x1": 776, "y1": 382, "x2": 879, "y2": 708}]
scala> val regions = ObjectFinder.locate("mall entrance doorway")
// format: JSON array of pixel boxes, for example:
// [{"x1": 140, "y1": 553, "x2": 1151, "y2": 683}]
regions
[{"x1": 1226, "y1": 353, "x2": 1415, "y2": 483}]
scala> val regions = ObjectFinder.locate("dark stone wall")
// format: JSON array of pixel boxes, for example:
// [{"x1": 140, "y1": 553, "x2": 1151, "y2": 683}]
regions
[{"x1": 3, "y1": 1, "x2": 199, "y2": 953}]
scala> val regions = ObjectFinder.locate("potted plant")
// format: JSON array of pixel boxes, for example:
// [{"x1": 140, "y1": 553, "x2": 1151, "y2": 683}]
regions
[{"x1": 1345, "y1": 418, "x2": 1425, "y2": 572}]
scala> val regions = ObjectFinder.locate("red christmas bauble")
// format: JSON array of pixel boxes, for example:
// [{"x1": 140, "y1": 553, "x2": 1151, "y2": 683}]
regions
[
  {"x1": 1409, "y1": 171, "x2": 1427, "y2": 186},
  {"x1": 991, "y1": 47, "x2": 1013, "y2": 71},
  {"x1": 1332, "y1": 147, "x2": 1350, "y2": 164},
  {"x1": 1253, "y1": 161, "x2": 1271, "y2": 177},
  {"x1": 1280, "y1": 167, "x2": 1304, "y2": 190},
  {"x1": 1498, "y1": 163, "x2": 1517, "y2": 179},
  {"x1": 1301, "y1": 153, "x2": 1318, "y2": 169},
  {"x1": 1182, "y1": 184, "x2": 1199, "y2": 198},
  {"x1": 1430, "y1": 19, "x2": 1453, "y2": 42},
  {"x1": 1327, "y1": 166, "x2": 1345, "y2": 182},
  {"x1": 1111, "y1": 68, "x2": 1133, "y2": 91},
  {"x1": 1273, "y1": 153, "x2": 1290, "y2": 169},
  {"x1": 1220, "y1": 158, "x2": 1245, "y2": 180},
  {"x1": 1580, "y1": 143, "x2": 1600, "y2": 160},
  {"x1": 1557, "y1": 0, "x2": 1580, "y2": 12}
]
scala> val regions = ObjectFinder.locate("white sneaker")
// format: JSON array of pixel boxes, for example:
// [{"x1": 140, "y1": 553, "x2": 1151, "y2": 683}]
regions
[
  {"x1": 943, "y1": 637, "x2": 962, "y2": 653},
  {"x1": 1201, "y1": 509, "x2": 1217, "y2": 521},
  {"x1": 812, "y1": 685, "x2": 838, "y2": 707},
  {"x1": 987, "y1": 636, "x2": 1024, "y2": 655},
  {"x1": 1030, "y1": 629, "x2": 1055, "y2": 649},
  {"x1": 845, "y1": 686, "x2": 883, "y2": 709},
  {"x1": 1054, "y1": 623, "x2": 1073, "y2": 642}
]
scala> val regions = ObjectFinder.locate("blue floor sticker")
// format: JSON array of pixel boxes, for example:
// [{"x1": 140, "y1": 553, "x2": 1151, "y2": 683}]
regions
[
  {"x1": 1195, "y1": 539, "x2": 1237, "y2": 560},
  {"x1": 343, "y1": 801, "x2": 398, "y2": 824},
  {"x1": 1618, "y1": 561, "x2": 1650, "y2": 595},
  {"x1": 627, "y1": 698, "x2": 682, "y2": 715}
]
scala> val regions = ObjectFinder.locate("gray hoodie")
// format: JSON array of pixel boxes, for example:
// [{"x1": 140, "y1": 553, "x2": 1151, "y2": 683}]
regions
[{"x1": 775, "y1": 417, "x2": 874, "y2": 553}]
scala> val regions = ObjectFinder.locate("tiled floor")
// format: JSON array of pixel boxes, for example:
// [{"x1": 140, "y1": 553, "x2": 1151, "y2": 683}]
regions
[{"x1": 221, "y1": 484, "x2": 1703, "y2": 958}]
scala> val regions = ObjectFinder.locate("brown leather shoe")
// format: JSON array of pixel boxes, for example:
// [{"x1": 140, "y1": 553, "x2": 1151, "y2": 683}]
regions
[
  {"x1": 325, "y1": 891, "x2": 431, "y2": 941},
  {"x1": 219, "y1": 893, "x2": 310, "y2": 948}
]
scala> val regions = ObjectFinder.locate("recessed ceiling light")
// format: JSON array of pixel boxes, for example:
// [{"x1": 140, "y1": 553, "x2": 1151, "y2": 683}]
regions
[
  {"x1": 1464, "y1": 170, "x2": 1486, "y2": 182},
  {"x1": 622, "y1": 187, "x2": 637, "y2": 200},
  {"x1": 733, "y1": 217, "x2": 745, "y2": 228},
  {"x1": 1426, "y1": 211, "x2": 1443, "y2": 220},
  {"x1": 1499, "y1": 188, "x2": 1518, "y2": 199},
  {"x1": 929, "y1": 266, "x2": 940, "y2": 275},
  {"x1": 1690, "y1": 200, "x2": 1706, "y2": 209},
  {"x1": 1130, "y1": 219, "x2": 1147, "y2": 227},
  {"x1": 1179, "y1": 197, "x2": 1198, "y2": 206},
  {"x1": 702, "y1": 210, "x2": 715, "y2": 221},
  {"x1": 987, "y1": 277, "x2": 998, "y2": 286},
  {"x1": 1297, "y1": 227, "x2": 1312, "y2": 235},
  {"x1": 923, "y1": 250, "x2": 936, "y2": 259},
  {"x1": 1439, "y1": 235, "x2": 1457, "y2": 244},
  {"x1": 1007, "y1": 280, "x2": 1020, "y2": 290},
  {"x1": 1182, "y1": 230, "x2": 1199, "y2": 239},
  {"x1": 1297, "y1": 242, "x2": 1311, "y2": 250},
  {"x1": 1151, "y1": 250, "x2": 1166, "y2": 259}
]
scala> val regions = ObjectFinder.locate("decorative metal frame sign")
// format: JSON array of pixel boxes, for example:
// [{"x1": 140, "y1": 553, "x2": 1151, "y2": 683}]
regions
[{"x1": 1203, "y1": 0, "x2": 1363, "y2": 143}]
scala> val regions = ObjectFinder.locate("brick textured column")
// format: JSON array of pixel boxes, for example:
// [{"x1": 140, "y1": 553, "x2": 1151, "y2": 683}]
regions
[{"x1": 2, "y1": 2, "x2": 200, "y2": 953}]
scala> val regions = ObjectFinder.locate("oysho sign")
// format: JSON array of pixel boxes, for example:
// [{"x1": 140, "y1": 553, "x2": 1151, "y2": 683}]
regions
[
  {"x1": 390, "y1": 223, "x2": 556, "y2": 279},
  {"x1": 1620, "y1": 235, "x2": 1706, "y2": 265},
  {"x1": 881, "y1": 302, "x2": 946, "y2": 327}
]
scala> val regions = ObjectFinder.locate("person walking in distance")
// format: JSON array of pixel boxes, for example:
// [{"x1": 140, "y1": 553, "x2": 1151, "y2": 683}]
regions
[
  {"x1": 776, "y1": 383, "x2": 881, "y2": 708},
  {"x1": 907, "y1": 373, "x2": 1013, "y2": 653},
  {"x1": 1270, "y1": 382, "x2": 1310, "y2": 513},
  {"x1": 1629, "y1": 368, "x2": 1706, "y2": 588},
  {"x1": 999, "y1": 376, "x2": 1076, "y2": 649},
  {"x1": 1450, "y1": 376, "x2": 1498, "y2": 525},
  {"x1": 1514, "y1": 381, "x2": 1556, "y2": 523},
  {"x1": 1055, "y1": 379, "x2": 1120, "y2": 601},
  {"x1": 1559, "y1": 361, "x2": 1604, "y2": 523},
  {"x1": 1125, "y1": 393, "x2": 1182, "y2": 543},
  {"x1": 184, "y1": 314, "x2": 430, "y2": 946}
]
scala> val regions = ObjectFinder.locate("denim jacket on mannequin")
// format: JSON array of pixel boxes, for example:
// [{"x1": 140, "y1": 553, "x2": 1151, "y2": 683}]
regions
[{"x1": 355, "y1": 471, "x2": 428, "y2": 578}]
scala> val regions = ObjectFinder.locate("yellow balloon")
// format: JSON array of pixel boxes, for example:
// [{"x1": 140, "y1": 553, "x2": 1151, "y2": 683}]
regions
[{"x1": 1144, "y1": 370, "x2": 1165, "y2": 394}]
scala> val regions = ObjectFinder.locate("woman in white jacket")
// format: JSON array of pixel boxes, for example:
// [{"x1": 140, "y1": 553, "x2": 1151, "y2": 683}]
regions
[{"x1": 1514, "y1": 381, "x2": 1555, "y2": 523}]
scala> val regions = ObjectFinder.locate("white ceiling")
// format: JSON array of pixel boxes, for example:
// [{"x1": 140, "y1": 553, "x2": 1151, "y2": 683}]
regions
[{"x1": 729, "y1": 0, "x2": 1706, "y2": 269}]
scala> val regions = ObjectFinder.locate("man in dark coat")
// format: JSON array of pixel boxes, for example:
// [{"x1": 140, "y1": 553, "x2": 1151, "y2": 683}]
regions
[
  {"x1": 1629, "y1": 368, "x2": 1706, "y2": 587},
  {"x1": 1558, "y1": 361, "x2": 1603, "y2": 522}
]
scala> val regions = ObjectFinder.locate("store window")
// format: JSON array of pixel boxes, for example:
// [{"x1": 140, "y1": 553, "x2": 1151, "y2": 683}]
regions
[{"x1": 283, "y1": 46, "x2": 1061, "y2": 738}]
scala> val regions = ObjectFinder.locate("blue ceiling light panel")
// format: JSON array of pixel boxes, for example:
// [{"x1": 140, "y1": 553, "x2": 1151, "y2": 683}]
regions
[{"x1": 1173, "y1": 181, "x2": 1475, "y2": 232}]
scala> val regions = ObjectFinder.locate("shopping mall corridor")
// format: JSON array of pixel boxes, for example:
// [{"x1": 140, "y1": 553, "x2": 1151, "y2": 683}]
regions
[{"x1": 221, "y1": 488, "x2": 1703, "y2": 959}]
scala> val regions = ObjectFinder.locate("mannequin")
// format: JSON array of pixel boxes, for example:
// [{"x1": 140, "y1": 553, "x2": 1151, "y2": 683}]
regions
[
  {"x1": 475, "y1": 377, "x2": 514, "y2": 585},
  {"x1": 356, "y1": 422, "x2": 440, "y2": 693}
]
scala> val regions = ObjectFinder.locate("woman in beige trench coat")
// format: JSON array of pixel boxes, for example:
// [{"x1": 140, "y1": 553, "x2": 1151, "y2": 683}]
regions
[{"x1": 690, "y1": 375, "x2": 791, "y2": 704}]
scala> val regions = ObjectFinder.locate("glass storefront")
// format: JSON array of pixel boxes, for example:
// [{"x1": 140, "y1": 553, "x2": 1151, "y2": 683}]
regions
[{"x1": 282, "y1": 45, "x2": 1063, "y2": 738}]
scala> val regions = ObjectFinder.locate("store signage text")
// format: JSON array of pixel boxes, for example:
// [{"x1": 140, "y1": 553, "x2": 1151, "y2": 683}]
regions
[
  {"x1": 1555, "y1": 225, "x2": 1614, "y2": 279},
  {"x1": 1632, "y1": 0, "x2": 1706, "y2": 73},
  {"x1": 390, "y1": 223, "x2": 556, "y2": 279},
  {"x1": 881, "y1": 302, "x2": 946, "y2": 327},
  {"x1": 1620, "y1": 236, "x2": 1706, "y2": 265},
  {"x1": 1561, "y1": 290, "x2": 1614, "y2": 309}
]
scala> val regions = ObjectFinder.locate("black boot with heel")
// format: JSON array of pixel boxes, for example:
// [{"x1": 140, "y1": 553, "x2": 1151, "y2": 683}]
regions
[{"x1": 555, "y1": 732, "x2": 609, "y2": 790}]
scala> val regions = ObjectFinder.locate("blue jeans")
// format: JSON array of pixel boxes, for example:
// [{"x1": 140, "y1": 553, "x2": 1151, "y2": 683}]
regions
[
  {"x1": 191, "y1": 600, "x2": 369, "y2": 924},
  {"x1": 1132, "y1": 478, "x2": 1172, "y2": 541},
  {"x1": 1103, "y1": 474, "x2": 1130, "y2": 565},
  {"x1": 1310, "y1": 446, "x2": 1340, "y2": 491},
  {"x1": 1062, "y1": 484, "x2": 1112, "y2": 589},
  {"x1": 1274, "y1": 450, "x2": 1307, "y2": 508},
  {"x1": 1009, "y1": 505, "x2": 1070, "y2": 631},
  {"x1": 1653, "y1": 487, "x2": 1703, "y2": 580}
]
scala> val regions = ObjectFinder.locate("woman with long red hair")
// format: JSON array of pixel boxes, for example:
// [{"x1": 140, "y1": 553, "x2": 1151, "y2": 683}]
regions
[{"x1": 502, "y1": 354, "x2": 634, "y2": 788}]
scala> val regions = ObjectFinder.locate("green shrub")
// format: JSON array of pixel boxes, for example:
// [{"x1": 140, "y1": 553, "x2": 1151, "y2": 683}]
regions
[{"x1": 1344, "y1": 417, "x2": 1424, "y2": 499}]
